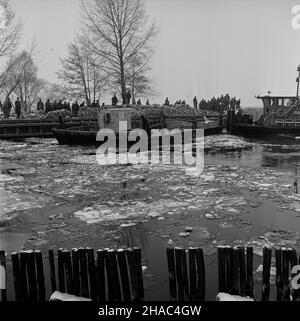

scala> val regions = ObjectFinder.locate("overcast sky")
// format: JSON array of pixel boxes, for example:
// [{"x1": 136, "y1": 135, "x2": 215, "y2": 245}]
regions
[{"x1": 8, "y1": 0, "x2": 300, "y2": 107}]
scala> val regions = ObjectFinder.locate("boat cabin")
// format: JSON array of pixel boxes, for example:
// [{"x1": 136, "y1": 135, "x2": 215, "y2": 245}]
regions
[
  {"x1": 257, "y1": 95, "x2": 300, "y2": 127},
  {"x1": 98, "y1": 107, "x2": 133, "y2": 132}
]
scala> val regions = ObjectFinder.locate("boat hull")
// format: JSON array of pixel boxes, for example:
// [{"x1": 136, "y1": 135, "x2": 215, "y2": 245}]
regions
[
  {"x1": 230, "y1": 124, "x2": 300, "y2": 137},
  {"x1": 53, "y1": 126, "x2": 224, "y2": 146}
]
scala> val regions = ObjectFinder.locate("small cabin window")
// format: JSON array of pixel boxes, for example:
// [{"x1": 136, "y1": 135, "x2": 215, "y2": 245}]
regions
[
  {"x1": 272, "y1": 98, "x2": 278, "y2": 106},
  {"x1": 285, "y1": 119, "x2": 294, "y2": 127}
]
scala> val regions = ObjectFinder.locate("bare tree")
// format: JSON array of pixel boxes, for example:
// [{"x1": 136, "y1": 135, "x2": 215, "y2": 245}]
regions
[
  {"x1": 81, "y1": 0, "x2": 157, "y2": 104},
  {"x1": 0, "y1": 42, "x2": 43, "y2": 112},
  {"x1": 40, "y1": 81, "x2": 70, "y2": 102},
  {"x1": 125, "y1": 53, "x2": 156, "y2": 100},
  {"x1": 57, "y1": 38, "x2": 108, "y2": 105},
  {"x1": 0, "y1": 0, "x2": 22, "y2": 58}
]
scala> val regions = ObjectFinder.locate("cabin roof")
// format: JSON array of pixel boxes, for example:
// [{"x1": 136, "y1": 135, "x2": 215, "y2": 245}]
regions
[{"x1": 257, "y1": 95, "x2": 297, "y2": 99}]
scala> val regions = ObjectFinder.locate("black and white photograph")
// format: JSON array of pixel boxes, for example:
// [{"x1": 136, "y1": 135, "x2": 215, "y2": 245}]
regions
[{"x1": 1, "y1": 0, "x2": 300, "y2": 316}]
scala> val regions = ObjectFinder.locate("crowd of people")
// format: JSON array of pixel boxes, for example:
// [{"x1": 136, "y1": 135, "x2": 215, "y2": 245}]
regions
[
  {"x1": 0, "y1": 91, "x2": 242, "y2": 120},
  {"x1": 111, "y1": 91, "x2": 150, "y2": 106},
  {"x1": 0, "y1": 96, "x2": 102, "y2": 119},
  {"x1": 163, "y1": 94, "x2": 241, "y2": 113}
]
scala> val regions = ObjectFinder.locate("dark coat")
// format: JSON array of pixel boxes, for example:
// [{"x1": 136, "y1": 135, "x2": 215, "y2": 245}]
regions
[
  {"x1": 112, "y1": 96, "x2": 118, "y2": 106},
  {"x1": 45, "y1": 101, "x2": 52, "y2": 113},
  {"x1": 72, "y1": 103, "x2": 79, "y2": 116},
  {"x1": 15, "y1": 100, "x2": 21, "y2": 113},
  {"x1": 37, "y1": 101, "x2": 44, "y2": 111}
]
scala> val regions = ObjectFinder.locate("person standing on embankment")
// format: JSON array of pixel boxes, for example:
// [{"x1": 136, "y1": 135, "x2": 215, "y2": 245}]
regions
[
  {"x1": 15, "y1": 97, "x2": 21, "y2": 119},
  {"x1": 3, "y1": 97, "x2": 12, "y2": 119}
]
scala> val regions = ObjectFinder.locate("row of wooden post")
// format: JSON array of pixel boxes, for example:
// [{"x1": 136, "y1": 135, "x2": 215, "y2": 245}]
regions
[
  {"x1": 217, "y1": 246, "x2": 253, "y2": 298},
  {"x1": 167, "y1": 247, "x2": 205, "y2": 301},
  {"x1": 2, "y1": 246, "x2": 300, "y2": 301},
  {"x1": 1, "y1": 247, "x2": 144, "y2": 302}
]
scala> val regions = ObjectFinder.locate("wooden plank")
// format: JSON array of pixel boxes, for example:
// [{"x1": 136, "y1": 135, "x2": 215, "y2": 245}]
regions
[
  {"x1": 96, "y1": 250, "x2": 106, "y2": 302},
  {"x1": 35, "y1": 251, "x2": 46, "y2": 302},
  {"x1": 175, "y1": 247, "x2": 184, "y2": 301},
  {"x1": 57, "y1": 249, "x2": 65, "y2": 293},
  {"x1": 72, "y1": 249, "x2": 80, "y2": 297},
  {"x1": 26, "y1": 251, "x2": 38, "y2": 302},
  {"x1": 166, "y1": 248, "x2": 177, "y2": 300},
  {"x1": 0, "y1": 251, "x2": 7, "y2": 302},
  {"x1": 62, "y1": 250, "x2": 74, "y2": 295},
  {"x1": 181, "y1": 249, "x2": 189, "y2": 300},
  {"x1": 126, "y1": 248, "x2": 141, "y2": 301},
  {"x1": 239, "y1": 247, "x2": 247, "y2": 296},
  {"x1": 261, "y1": 247, "x2": 272, "y2": 301},
  {"x1": 117, "y1": 249, "x2": 131, "y2": 301},
  {"x1": 48, "y1": 250, "x2": 57, "y2": 293},
  {"x1": 225, "y1": 246, "x2": 233, "y2": 293},
  {"x1": 246, "y1": 247, "x2": 253, "y2": 298},
  {"x1": 289, "y1": 248, "x2": 299, "y2": 301},
  {"x1": 232, "y1": 247, "x2": 240, "y2": 295},
  {"x1": 78, "y1": 248, "x2": 89, "y2": 298},
  {"x1": 217, "y1": 246, "x2": 226, "y2": 293},
  {"x1": 87, "y1": 248, "x2": 97, "y2": 302},
  {"x1": 19, "y1": 251, "x2": 29, "y2": 301},
  {"x1": 134, "y1": 248, "x2": 144, "y2": 300},
  {"x1": 188, "y1": 248, "x2": 196, "y2": 301},
  {"x1": 11, "y1": 252, "x2": 21, "y2": 301},
  {"x1": 275, "y1": 248, "x2": 282, "y2": 301},
  {"x1": 107, "y1": 250, "x2": 121, "y2": 301},
  {"x1": 282, "y1": 248, "x2": 290, "y2": 301},
  {"x1": 195, "y1": 248, "x2": 205, "y2": 301}
]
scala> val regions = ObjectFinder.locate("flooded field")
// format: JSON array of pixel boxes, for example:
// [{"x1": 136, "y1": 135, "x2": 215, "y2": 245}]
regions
[{"x1": 1, "y1": 133, "x2": 300, "y2": 300}]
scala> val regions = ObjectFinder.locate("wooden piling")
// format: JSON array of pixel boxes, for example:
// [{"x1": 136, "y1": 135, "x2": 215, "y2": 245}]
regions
[
  {"x1": 87, "y1": 248, "x2": 97, "y2": 302},
  {"x1": 62, "y1": 250, "x2": 74, "y2": 295},
  {"x1": 26, "y1": 251, "x2": 38, "y2": 302},
  {"x1": 96, "y1": 250, "x2": 106, "y2": 302},
  {"x1": 72, "y1": 249, "x2": 80, "y2": 297},
  {"x1": 0, "y1": 251, "x2": 7, "y2": 302},
  {"x1": 246, "y1": 247, "x2": 253, "y2": 298},
  {"x1": 225, "y1": 246, "x2": 233, "y2": 293},
  {"x1": 188, "y1": 248, "x2": 196, "y2": 301},
  {"x1": 11, "y1": 252, "x2": 21, "y2": 301},
  {"x1": 232, "y1": 247, "x2": 240, "y2": 295},
  {"x1": 275, "y1": 248, "x2": 282, "y2": 301},
  {"x1": 217, "y1": 246, "x2": 226, "y2": 293},
  {"x1": 239, "y1": 247, "x2": 247, "y2": 296},
  {"x1": 289, "y1": 248, "x2": 299, "y2": 300},
  {"x1": 175, "y1": 247, "x2": 184, "y2": 301},
  {"x1": 35, "y1": 251, "x2": 46, "y2": 302},
  {"x1": 181, "y1": 249, "x2": 189, "y2": 300},
  {"x1": 166, "y1": 248, "x2": 177, "y2": 300},
  {"x1": 117, "y1": 249, "x2": 131, "y2": 301},
  {"x1": 19, "y1": 251, "x2": 29, "y2": 301},
  {"x1": 48, "y1": 250, "x2": 57, "y2": 293},
  {"x1": 126, "y1": 248, "x2": 141, "y2": 301},
  {"x1": 134, "y1": 248, "x2": 144, "y2": 300},
  {"x1": 282, "y1": 248, "x2": 290, "y2": 301},
  {"x1": 107, "y1": 249, "x2": 121, "y2": 301},
  {"x1": 57, "y1": 249, "x2": 65, "y2": 293},
  {"x1": 261, "y1": 247, "x2": 272, "y2": 301},
  {"x1": 78, "y1": 248, "x2": 89, "y2": 298},
  {"x1": 195, "y1": 248, "x2": 205, "y2": 301}
]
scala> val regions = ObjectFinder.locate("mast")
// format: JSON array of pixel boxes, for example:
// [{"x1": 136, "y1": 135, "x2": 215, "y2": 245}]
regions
[{"x1": 296, "y1": 65, "x2": 300, "y2": 99}]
